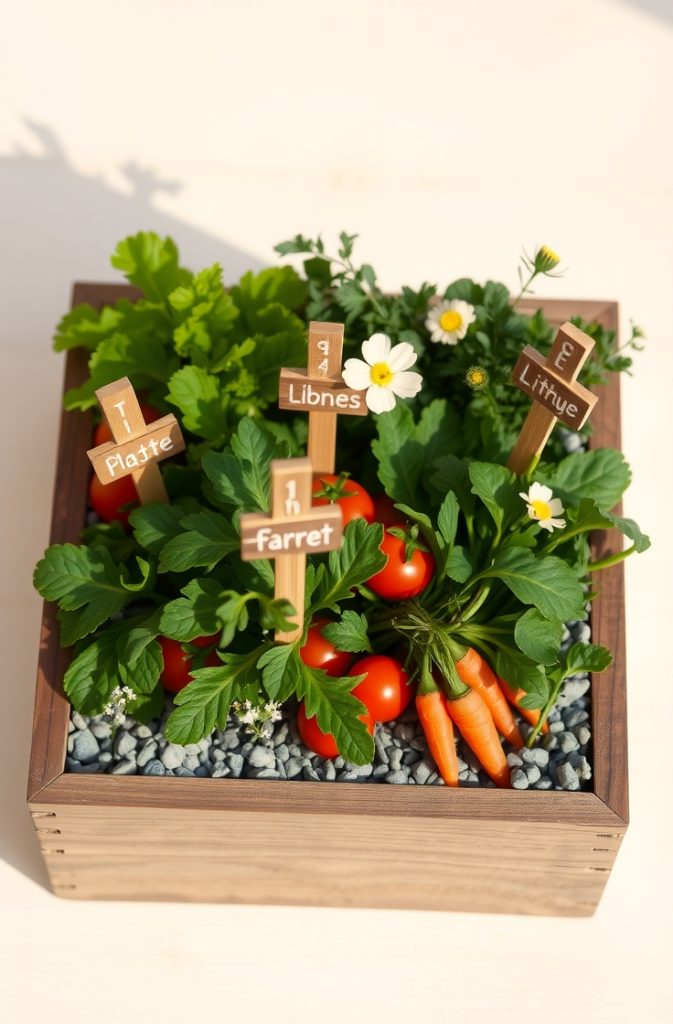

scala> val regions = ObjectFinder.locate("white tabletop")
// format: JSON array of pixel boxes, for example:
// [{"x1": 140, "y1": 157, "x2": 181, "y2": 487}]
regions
[{"x1": 1, "y1": 1, "x2": 672, "y2": 1021}]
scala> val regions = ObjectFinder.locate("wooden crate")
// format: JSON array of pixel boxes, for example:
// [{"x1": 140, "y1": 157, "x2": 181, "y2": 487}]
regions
[{"x1": 27, "y1": 286, "x2": 628, "y2": 915}]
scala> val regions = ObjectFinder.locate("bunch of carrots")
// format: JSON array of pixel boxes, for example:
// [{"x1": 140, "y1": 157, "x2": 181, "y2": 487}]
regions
[{"x1": 414, "y1": 643, "x2": 547, "y2": 788}]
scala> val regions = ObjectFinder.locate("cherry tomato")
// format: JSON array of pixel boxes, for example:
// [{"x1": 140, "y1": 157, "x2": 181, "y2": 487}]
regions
[
  {"x1": 312, "y1": 473, "x2": 374, "y2": 526},
  {"x1": 367, "y1": 527, "x2": 435, "y2": 600},
  {"x1": 88, "y1": 473, "x2": 138, "y2": 527},
  {"x1": 299, "y1": 617, "x2": 355, "y2": 677},
  {"x1": 296, "y1": 702, "x2": 375, "y2": 759},
  {"x1": 92, "y1": 402, "x2": 161, "y2": 447},
  {"x1": 158, "y1": 635, "x2": 220, "y2": 694},
  {"x1": 348, "y1": 654, "x2": 413, "y2": 722},
  {"x1": 372, "y1": 493, "x2": 401, "y2": 528}
]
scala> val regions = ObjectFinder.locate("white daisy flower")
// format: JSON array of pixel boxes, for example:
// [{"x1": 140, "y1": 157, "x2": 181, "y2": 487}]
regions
[
  {"x1": 425, "y1": 299, "x2": 476, "y2": 345},
  {"x1": 342, "y1": 332, "x2": 423, "y2": 414},
  {"x1": 519, "y1": 481, "x2": 566, "y2": 533}
]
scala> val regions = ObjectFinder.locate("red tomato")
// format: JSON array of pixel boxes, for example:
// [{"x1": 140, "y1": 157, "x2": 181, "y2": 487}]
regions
[
  {"x1": 367, "y1": 527, "x2": 435, "y2": 600},
  {"x1": 372, "y1": 493, "x2": 401, "y2": 528},
  {"x1": 92, "y1": 402, "x2": 161, "y2": 447},
  {"x1": 158, "y1": 635, "x2": 220, "y2": 694},
  {"x1": 88, "y1": 473, "x2": 138, "y2": 527},
  {"x1": 299, "y1": 617, "x2": 355, "y2": 677},
  {"x1": 296, "y1": 702, "x2": 375, "y2": 759},
  {"x1": 311, "y1": 474, "x2": 374, "y2": 526},
  {"x1": 348, "y1": 654, "x2": 413, "y2": 722}
]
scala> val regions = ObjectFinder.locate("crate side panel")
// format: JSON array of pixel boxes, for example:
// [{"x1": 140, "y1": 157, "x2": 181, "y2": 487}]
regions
[{"x1": 29, "y1": 801, "x2": 625, "y2": 916}]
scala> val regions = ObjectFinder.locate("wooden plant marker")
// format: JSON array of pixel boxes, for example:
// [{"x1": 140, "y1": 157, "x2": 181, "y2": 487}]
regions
[
  {"x1": 507, "y1": 322, "x2": 598, "y2": 475},
  {"x1": 87, "y1": 377, "x2": 185, "y2": 504},
  {"x1": 240, "y1": 457, "x2": 343, "y2": 643},
  {"x1": 278, "y1": 321, "x2": 368, "y2": 474}
]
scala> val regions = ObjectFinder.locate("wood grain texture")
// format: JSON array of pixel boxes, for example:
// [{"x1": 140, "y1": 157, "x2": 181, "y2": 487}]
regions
[{"x1": 27, "y1": 291, "x2": 629, "y2": 913}]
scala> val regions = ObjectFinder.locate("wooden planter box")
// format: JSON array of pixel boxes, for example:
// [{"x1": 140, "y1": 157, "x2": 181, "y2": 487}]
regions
[{"x1": 27, "y1": 285, "x2": 628, "y2": 915}]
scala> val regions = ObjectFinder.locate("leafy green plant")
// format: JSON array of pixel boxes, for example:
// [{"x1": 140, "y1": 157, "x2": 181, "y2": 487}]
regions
[{"x1": 33, "y1": 230, "x2": 649, "y2": 766}]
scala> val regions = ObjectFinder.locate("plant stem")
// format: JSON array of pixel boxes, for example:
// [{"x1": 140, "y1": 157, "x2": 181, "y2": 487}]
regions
[
  {"x1": 526, "y1": 677, "x2": 564, "y2": 747},
  {"x1": 512, "y1": 269, "x2": 538, "y2": 309},
  {"x1": 587, "y1": 545, "x2": 637, "y2": 572}
]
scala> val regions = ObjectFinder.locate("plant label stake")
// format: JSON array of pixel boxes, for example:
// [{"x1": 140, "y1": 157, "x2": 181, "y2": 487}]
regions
[
  {"x1": 507, "y1": 322, "x2": 598, "y2": 475},
  {"x1": 278, "y1": 321, "x2": 368, "y2": 474},
  {"x1": 240, "y1": 457, "x2": 343, "y2": 643},
  {"x1": 87, "y1": 377, "x2": 185, "y2": 504}
]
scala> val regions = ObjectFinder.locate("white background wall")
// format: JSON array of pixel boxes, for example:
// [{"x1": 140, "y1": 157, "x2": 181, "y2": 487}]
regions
[{"x1": 1, "y1": 1, "x2": 672, "y2": 1021}]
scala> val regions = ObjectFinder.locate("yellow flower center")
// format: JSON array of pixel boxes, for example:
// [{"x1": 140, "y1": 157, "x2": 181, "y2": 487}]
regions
[
  {"x1": 530, "y1": 499, "x2": 552, "y2": 521},
  {"x1": 439, "y1": 310, "x2": 463, "y2": 333},
  {"x1": 370, "y1": 362, "x2": 394, "y2": 387},
  {"x1": 467, "y1": 368, "x2": 486, "y2": 386},
  {"x1": 540, "y1": 245, "x2": 559, "y2": 264}
]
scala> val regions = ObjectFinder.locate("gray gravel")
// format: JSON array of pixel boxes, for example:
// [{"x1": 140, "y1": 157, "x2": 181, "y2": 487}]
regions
[{"x1": 65, "y1": 620, "x2": 594, "y2": 791}]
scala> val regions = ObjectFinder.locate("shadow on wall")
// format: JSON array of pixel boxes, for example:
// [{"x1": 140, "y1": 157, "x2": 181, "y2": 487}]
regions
[
  {"x1": 618, "y1": 0, "x2": 673, "y2": 23},
  {"x1": 1, "y1": 119, "x2": 263, "y2": 346},
  {"x1": 0, "y1": 121, "x2": 263, "y2": 893}
]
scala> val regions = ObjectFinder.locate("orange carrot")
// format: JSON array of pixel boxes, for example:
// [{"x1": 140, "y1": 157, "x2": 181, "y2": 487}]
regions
[
  {"x1": 445, "y1": 687, "x2": 510, "y2": 788},
  {"x1": 415, "y1": 691, "x2": 459, "y2": 787},
  {"x1": 498, "y1": 675, "x2": 549, "y2": 735},
  {"x1": 455, "y1": 647, "x2": 524, "y2": 749}
]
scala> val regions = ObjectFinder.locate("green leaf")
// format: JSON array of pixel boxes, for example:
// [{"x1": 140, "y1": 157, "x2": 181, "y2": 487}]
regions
[
  {"x1": 111, "y1": 231, "x2": 189, "y2": 302},
  {"x1": 164, "y1": 648, "x2": 262, "y2": 745},
  {"x1": 322, "y1": 612, "x2": 372, "y2": 654},
  {"x1": 538, "y1": 449, "x2": 632, "y2": 511},
  {"x1": 203, "y1": 418, "x2": 288, "y2": 512},
  {"x1": 63, "y1": 630, "x2": 120, "y2": 714},
  {"x1": 34, "y1": 544, "x2": 134, "y2": 645},
  {"x1": 80, "y1": 521, "x2": 139, "y2": 562},
  {"x1": 231, "y1": 266, "x2": 308, "y2": 314},
  {"x1": 374, "y1": 401, "x2": 460, "y2": 509},
  {"x1": 514, "y1": 609, "x2": 563, "y2": 665},
  {"x1": 469, "y1": 462, "x2": 520, "y2": 531},
  {"x1": 437, "y1": 492, "x2": 460, "y2": 549},
  {"x1": 309, "y1": 519, "x2": 386, "y2": 613},
  {"x1": 159, "y1": 579, "x2": 224, "y2": 641},
  {"x1": 562, "y1": 499, "x2": 650, "y2": 554},
  {"x1": 130, "y1": 500, "x2": 199, "y2": 556},
  {"x1": 260, "y1": 647, "x2": 374, "y2": 765},
  {"x1": 243, "y1": 325, "x2": 307, "y2": 403},
  {"x1": 166, "y1": 365, "x2": 229, "y2": 442},
  {"x1": 445, "y1": 545, "x2": 475, "y2": 583},
  {"x1": 64, "y1": 332, "x2": 179, "y2": 411},
  {"x1": 495, "y1": 649, "x2": 549, "y2": 710},
  {"x1": 158, "y1": 510, "x2": 239, "y2": 573},
  {"x1": 116, "y1": 609, "x2": 163, "y2": 663},
  {"x1": 118, "y1": 638, "x2": 163, "y2": 695},
  {"x1": 430, "y1": 455, "x2": 476, "y2": 518},
  {"x1": 478, "y1": 548, "x2": 586, "y2": 621},
  {"x1": 563, "y1": 642, "x2": 613, "y2": 676}
]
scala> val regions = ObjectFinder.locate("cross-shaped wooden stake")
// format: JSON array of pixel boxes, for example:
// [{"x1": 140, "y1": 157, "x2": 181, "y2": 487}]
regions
[
  {"x1": 87, "y1": 377, "x2": 185, "y2": 503},
  {"x1": 239, "y1": 457, "x2": 343, "y2": 643},
  {"x1": 507, "y1": 322, "x2": 598, "y2": 475},
  {"x1": 278, "y1": 321, "x2": 368, "y2": 474}
]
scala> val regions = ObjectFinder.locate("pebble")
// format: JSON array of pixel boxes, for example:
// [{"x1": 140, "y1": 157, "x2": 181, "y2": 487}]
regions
[
  {"x1": 303, "y1": 767, "x2": 321, "y2": 782},
  {"x1": 72, "y1": 729, "x2": 100, "y2": 764},
  {"x1": 136, "y1": 740, "x2": 158, "y2": 767},
  {"x1": 573, "y1": 725, "x2": 592, "y2": 747},
  {"x1": 511, "y1": 768, "x2": 529, "y2": 789},
  {"x1": 67, "y1": 760, "x2": 100, "y2": 774},
  {"x1": 286, "y1": 757, "x2": 303, "y2": 778},
  {"x1": 412, "y1": 760, "x2": 432, "y2": 784},
  {"x1": 161, "y1": 744, "x2": 185, "y2": 770},
  {"x1": 388, "y1": 748, "x2": 404, "y2": 771},
  {"x1": 550, "y1": 720, "x2": 565, "y2": 734},
  {"x1": 507, "y1": 752, "x2": 523, "y2": 767},
  {"x1": 374, "y1": 735, "x2": 390, "y2": 764},
  {"x1": 174, "y1": 767, "x2": 195, "y2": 777},
  {"x1": 522, "y1": 747, "x2": 549, "y2": 769},
  {"x1": 223, "y1": 753, "x2": 242, "y2": 778},
  {"x1": 110, "y1": 759, "x2": 137, "y2": 775},
  {"x1": 525, "y1": 765, "x2": 541, "y2": 784},
  {"x1": 556, "y1": 762, "x2": 580, "y2": 790},
  {"x1": 560, "y1": 731, "x2": 580, "y2": 754},
  {"x1": 385, "y1": 770, "x2": 409, "y2": 784},
  {"x1": 72, "y1": 711, "x2": 89, "y2": 731},
  {"x1": 142, "y1": 759, "x2": 166, "y2": 776},
  {"x1": 90, "y1": 721, "x2": 111, "y2": 740},
  {"x1": 222, "y1": 729, "x2": 240, "y2": 751},
  {"x1": 248, "y1": 745, "x2": 276, "y2": 769},
  {"x1": 211, "y1": 748, "x2": 226, "y2": 762},
  {"x1": 114, "y1": 731, "x2": 136, "y2": 759},
  {"x1": 184, "y1": 755, "x2": 201, "y2": 771},
  {"x1": 212, "y1": 763, "x2": 230, "y2": 778},
  {"x1": 564, "y1": 708, "x2": 589, "y2": 728},
  {"x1": 135, "y1": 724, "x2": 153, "y2": 739},
  {"x1": 99, "y1": 751, "x2": 113, "y2": 766},
  {"x1": 534, "y1": 776, "x2": 553, "y2": 790},
  {"x1": 276, "y1": 743, "x2": 289, "y2": 763},
  {"x1": 273, "y1": 722, "x2": 289, "y2": 746},
  {"x1": 543, "y1": 733, "x2": 559, "y2": 751},
  {"x1": 324, "y1": 761, "x2": 336, "y2": 781}
]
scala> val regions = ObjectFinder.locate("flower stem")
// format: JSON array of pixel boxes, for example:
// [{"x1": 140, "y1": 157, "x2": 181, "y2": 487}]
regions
[{"x1": 512, "y1": 270, "x2": 538, "y2": 309}]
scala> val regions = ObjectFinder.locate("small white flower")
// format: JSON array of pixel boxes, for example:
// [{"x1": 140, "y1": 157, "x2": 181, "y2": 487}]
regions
[
  {"x1": 264, "y1": 701, "x2": 283, "y2": 723},
  {"x1": 519, "y1": 481, "x2": 566, "y2": 532},
  {"x1": 425, "y1": 299, "x2": 476, "y2": 345},
  {"x1": 342, "y1": 332, "x2": 423, "y2": 414}
]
